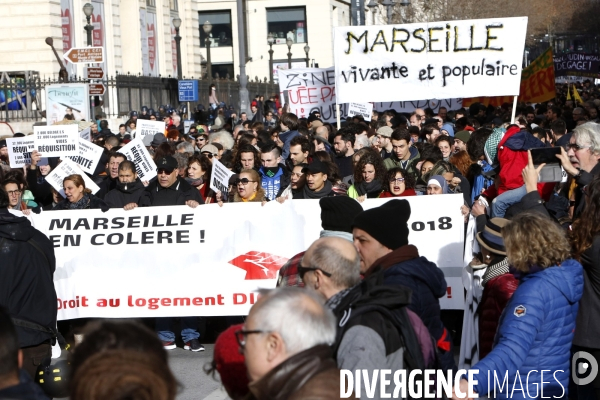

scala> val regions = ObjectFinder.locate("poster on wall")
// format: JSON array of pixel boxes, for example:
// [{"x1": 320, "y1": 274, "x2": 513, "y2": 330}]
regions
[
  {"x1": 146, "y1": 10, "x2": 159, "y2": 77},
  {"x1": 45, "y1": 83, "x2": 90, "y2": 125},
  {"x1": 140, "y1": 8, "x2": 150, "y2": 76},
  {"x1": 91, "y1": 0, "x2": 106, "y2": 69},
  {"x1": 60, "y1": 0, "x2": 75, "y2": 77}
]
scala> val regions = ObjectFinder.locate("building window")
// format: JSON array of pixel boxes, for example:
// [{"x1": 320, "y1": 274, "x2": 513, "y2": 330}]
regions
[
  {"x1": 146, "y1": 0, "x2": 156, "y2": 7},
  {"x1": 267, "y1": 7, "x2": 307, "y2": 44},
  {"x1": 199, "y1": 11, "x2": 232, "y2": 47},
  {"x1": 169, "y1": 0, "x2": 178, "y2": 11},
  {"x1": 211, "y1": 63, "x2": 234, "y2": 80}
]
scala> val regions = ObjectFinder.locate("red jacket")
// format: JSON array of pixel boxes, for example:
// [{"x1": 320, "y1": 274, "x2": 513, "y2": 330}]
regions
[{"x1": 478, "y1": 273, "x2": 519, "y2": 358}]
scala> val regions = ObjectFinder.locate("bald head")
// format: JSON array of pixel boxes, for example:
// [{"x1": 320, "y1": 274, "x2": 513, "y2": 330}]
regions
[{"x1": 315, "y1": 126, "x2": 329, "y2": 140}]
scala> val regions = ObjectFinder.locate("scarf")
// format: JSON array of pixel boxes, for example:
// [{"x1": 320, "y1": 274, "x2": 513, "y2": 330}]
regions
[
  {"x1": 68, "y1": 193, "x2": 91, "y2": 209},
  {"x1": 365, "y1": 245, "x2": 420, "y2": 277},
  {"x1": 355, "y1": 179, "x2": 383, "y2": 197},
  {"x1": 241, "y1": 192, "x2": 257, "y2": 202},
  {"x1": 302, "y1": 180, "x2": 333, "y2": 199},
  {"x1": 481, "y1": 257, "x2": 510, "y2": 285},
  {"x1": 185, "y1": 177, "x2": 204, "y2": 187},
  {"x1": 325, "y1": 287, "x2": 354, "y2": 310}
]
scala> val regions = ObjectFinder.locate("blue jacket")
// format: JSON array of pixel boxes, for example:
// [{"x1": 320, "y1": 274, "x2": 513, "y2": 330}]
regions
[
  {"x1": 471, "y1": 259, "x2": 583, "y2": 399},
  {"x1": 259, "y1": 166, "x2": 285, "y2": 201},
  {"x1": 279, "y1": 129, "x2": 299, "y2": 160}
]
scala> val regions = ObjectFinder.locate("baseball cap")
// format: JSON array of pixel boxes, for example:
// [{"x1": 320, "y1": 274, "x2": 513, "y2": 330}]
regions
[
  {"x1": 302, "y1": 159, "x2": 328, "y2": 175},
  {"x1": 155, "y1": 156, "x2": 178, "y2": 172}
]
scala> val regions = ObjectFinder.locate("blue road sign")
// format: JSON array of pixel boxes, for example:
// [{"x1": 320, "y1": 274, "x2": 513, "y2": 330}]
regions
[{"x1": 178, "y1": 80, "x2": 198, "y2": 102}]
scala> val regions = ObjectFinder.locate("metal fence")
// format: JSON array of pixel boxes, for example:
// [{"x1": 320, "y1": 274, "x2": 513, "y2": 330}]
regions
[{"x1": 0, "y1": 71, "x2": 279, "y2": 123}]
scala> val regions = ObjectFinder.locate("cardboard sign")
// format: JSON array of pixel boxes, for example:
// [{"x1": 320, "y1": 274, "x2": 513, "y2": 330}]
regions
[
  {"x1": 333, "y1": 17, "x2": 528, "y2": 103},
  {"x1": 210, "y1": 159, "x2": 234, "y2": 195},
  {"x1": 6, "y1": 137, "x2": 35, "y2": 168},
  {"x1": 80, "y1": 127, "x2": 91, "y2": 141},
  {"x1": 34, "y1": 125, "x2": 79, "y2": 157},
  {"x1": 67, "y1": 138, "x2": 104, "y2": 174},
  {"x1": 347, "y1": 103, "x2": 373, "y2": 121},
  {"x1": 118, "y1": 138, "x2": 157, "y2": 181},
  {"x1": 136, "y1": 119, "x2": 165, "y2": 140},
  {"x1": 46, "y1": 158, "x2": 100, "y2": 198}
]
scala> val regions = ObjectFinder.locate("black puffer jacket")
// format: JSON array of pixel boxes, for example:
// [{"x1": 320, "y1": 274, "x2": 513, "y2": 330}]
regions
[
  {"x1": 104, "y1": 179, "x2": 145, "y2": 208},
  {"x1": 0, "y1": 209, "x2": 57, "y2": 347},
  {"x1": 138, "y1": 178, "x2": 204, "y2": 206}
]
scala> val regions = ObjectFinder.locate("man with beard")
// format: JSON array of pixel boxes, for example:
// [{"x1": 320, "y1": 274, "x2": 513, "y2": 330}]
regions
[
  {"x1": 96, "y1": 152, "x2": 127, "y2": 199},
  {"x1": 0, "y1": 140, "x2": 8, "y2": 170},
  {"x1": 103, "y1": 161, "x2": 146, "y2": 209},
  {"x1": 333, "y1": 128, "x2": 355, "y2": 179},
  {"x1": 293, "y1": 159, "x2": 338, "y2": 199}
]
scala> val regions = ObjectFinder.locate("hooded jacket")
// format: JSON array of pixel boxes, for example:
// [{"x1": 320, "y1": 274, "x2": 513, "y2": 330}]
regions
[
  {"x1": 104, "y1": 179, "x2": 146, "y2": 208},
  {"x1": 383, "y1": 146, "x2": 420, "y2": 180},
  {"x1": 259, "y1": 165, "x2": 290, "y2": 201},
  {"x1": 0, "y1": 209, "x2": 57, "y2": 348},
  {"x1": 471, "y1": 259, "x2": 583, "y2": 399}
]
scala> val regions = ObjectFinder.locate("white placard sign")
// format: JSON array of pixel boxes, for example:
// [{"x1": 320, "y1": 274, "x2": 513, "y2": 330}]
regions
[
  {"x1": 46, "y1": 158, "x2": 100, "y2": 197},
  {"x1": 29, "y1": 194, "x2": 464, "y2": 320},
  {"x1": 67, "y1": 138, "x2": 104, "y2": 174},
  {"x1": 34, "y1": 125, "x2": 79, "y2": 157},
  {"x1": 6, "y1": 137, "x2": 35, "y2": 168},
  {"x1": 210, "y1": 159, "x2": 234, "y2": 195},
  {"x1": 278, "y1": 67, "x2": 338, "y2": 122},
  {"x1": 80, "y1": 127, "x2": 91, "y2": 141},
  {"x1": 333, "y1": 17, "x2": 528, "y2": 103},
  {"x1": 348, "y1": 103, "x2": 373, "y2": 121},
  {"x1": 118, "y1": 138, "x2": 157, "y2": 181},
  {"x1": 136, "y1": 119, "x2": 165, "y2": 140}
]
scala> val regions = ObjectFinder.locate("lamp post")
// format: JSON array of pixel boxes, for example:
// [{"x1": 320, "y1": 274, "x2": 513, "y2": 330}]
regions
[
  {"x1": 173, "y1": 17, "x2": 182, "y2": 80},
  {"x1": 236, "y1": 0, "x2": 250, "y2": 116},
  {"x1": 304, "y1": 44, "x2": 310, "y2": 67},
  {"x1": 268, "y1": 33, "x2": 275, "y2": 83},
  {"x1": 203, "y1": 20, "x2": 213, "y2": 83},
  {"x1": 83, "y1": 3, "x2": 94, "y2": 46},
  {"x1": 366, "y1": 0, "x2": 378, "y2": 25},
  {"x1": 381, "y1": 0, "x2": 394, "y2": 24},
  {"x1": 286, "y1": 37, "x2": 293, "y2": 69}
]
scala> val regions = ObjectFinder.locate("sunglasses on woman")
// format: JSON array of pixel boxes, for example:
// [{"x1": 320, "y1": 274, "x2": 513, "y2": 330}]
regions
[{"x1": 235, "y1": 178, "x2": 256, "y2": 186}]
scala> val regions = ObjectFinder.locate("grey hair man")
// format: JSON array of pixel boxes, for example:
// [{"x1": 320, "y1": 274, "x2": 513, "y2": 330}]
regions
[
  {"x1": 315, "y1": 125, "x2": 329, "y2": 141},
  {"x1": 176, "y1": 141, "x2": 194, "y2": 156},
  {"x1": 210, "y1": 131, "x2": 235, "y2": 151},
  {"x1": 354, "y1": 134, "x2": 370, "y2": 150},
  {"x1": 241, "y1": 287, "x2": 346, "y2": 399}
]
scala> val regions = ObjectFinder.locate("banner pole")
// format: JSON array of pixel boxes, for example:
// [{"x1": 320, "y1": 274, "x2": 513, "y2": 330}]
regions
[
  {"x1": 336, "y1": 103, "x2": 341, "y2": 129},
  {"x1": 510, "y1": 95, "x2": 518, "y2": 124}
]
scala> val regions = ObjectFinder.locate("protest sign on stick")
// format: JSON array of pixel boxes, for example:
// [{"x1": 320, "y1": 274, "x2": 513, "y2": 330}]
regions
[
  {"x1": 6, "y1": 137, "x2": 35, "y2": 168},
  {"x1": 118, "y1": 138, "x2": 157, "y2": 181},
  {"x1": 46, "y1": 158, "x2": 100, "y2": 197},
  {"x1": 347, "y1": 103, "x2": 373, "y2": 121},
  {"x1": 136, "y1": 120, "x2": 165, "y2": 140},
  {"x1": 34, "y1": 125, "x2": 79, "y2": 157}
]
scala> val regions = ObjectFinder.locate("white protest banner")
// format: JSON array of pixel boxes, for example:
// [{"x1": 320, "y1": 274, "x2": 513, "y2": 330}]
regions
[
  {"x1": 80, "y1": 127, "x2": 91, "y2": 141},
  {"x1": 278, "y1": 67, "x2": 339, "y2": 122},
  {"x1": 45, "y1": 83, "x2": 90, "y2": 125},
  {"x1": 373, "y1": 99, "x2": 463, "y2": 113},
  {"x1": 6, "y1": 137, "x2": 35, "y2": 168},
  {"x1": 46, "y1": 158, "x2": 100, "y2": 197},
  {"x1": 210, "y1": 159, "x2": 234, "y2": 195},
  {"x1": 348, "y1": 103, "x2": 373, "y2": 121},
  {"x1": 333, "y1": 17, "x2": 528, "y2": 103},
  {"x1": 136, "y1": 119, "x2": 165, "y2": 140},
  {"x1": 68, "y1": 138, "x2": 103, "y2": 174},
  {"x1": 118, "y1": 138, "x2": 157, "y2": 181},
  {"x1": 184, "y1": 120, "x2": 194, "y2": 134},
  {"x1": 34, "y1": 125, "x2": 79, "y2": 157},
  {"x1": 30, "y1": 195, "x2": 464, "y2": 320}
]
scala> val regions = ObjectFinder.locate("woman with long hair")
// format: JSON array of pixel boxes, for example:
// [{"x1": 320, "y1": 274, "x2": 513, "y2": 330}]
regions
[
  {"x1": 570, "y1": 175, "x2": 600, "y2": 400},
  {"x1": 53, "y1": 174, "x2": 109, "y2": 211},
  {"x1": 347, "y1": 148, "x2": 386, "y2": 201},
  {"x1": 187, "y1": 154, "x2": 216, "y2": 204}
]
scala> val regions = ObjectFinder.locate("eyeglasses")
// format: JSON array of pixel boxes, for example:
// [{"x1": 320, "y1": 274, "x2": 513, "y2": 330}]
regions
[
  {"x1": 235, "y1": 329, "x2": 270, "y2": 350},
  {"x1": 6, "y1": 190, "x2": 22, "y2": 196},
  {"x1": 389, "y1": 177, "x2": 405, "y2": 184},
  {"x1": 298, "y1": 265, "x2": 332, "y2": 280},
  {"x1": 157, "y1": 168, "x2": 174, "y2": 175},
  {"x1": 567, "y1": 143, "x2": 590, "y2": 151},
  {"x1": 196, "y1": 138, "x2": 206, "y2": 142},
  {"x1": 235, "y1": 178, "x2": 256, "y2": 186},
  {"x1": 202, "y1": 152, "x2": 214, "y2": 159}
]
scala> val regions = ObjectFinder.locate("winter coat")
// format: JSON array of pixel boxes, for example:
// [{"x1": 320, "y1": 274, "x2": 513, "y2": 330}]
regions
[
  {"x1": 26, "y1": 170, "x2": 53, "y2": 208},
  {"x1": 478, "y1": 258, "x2": 518, "y2": 359},
  {"x1": 383, "y1": 146, "x2": 421, "y2": 180},
  {"x1": 138, "y1": 178, "x2": 204, "y2": 207},
  {"x1": 0, "y1": 209, "x2": 57, "y2": 348},
  {"x1": 471, "y1": 259, "x2": 584, "y2": 399},
  {"x1": 573, "y1": 235, "x2": 600, "y2": 349},
  {"x1": 53, "y1": 194, "x2": 109, "y2": 211},
  {"x1": 104, "y1": 179, "x2": 146, "y2": 208},
  {"x1": 0, "y1": 371, "x2": 50, "y2": 400},
  {"x1": 259, "y1": 165, "x2": 290, "y2": 201}
]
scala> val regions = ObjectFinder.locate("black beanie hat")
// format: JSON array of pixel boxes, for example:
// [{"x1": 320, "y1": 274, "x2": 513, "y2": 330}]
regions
[
  {"x1": 319, "y1": 197, "x2": 363, "y2": 233},
  {"x1": 352, "y1": 199, "x2": 411, "y2": 250}
]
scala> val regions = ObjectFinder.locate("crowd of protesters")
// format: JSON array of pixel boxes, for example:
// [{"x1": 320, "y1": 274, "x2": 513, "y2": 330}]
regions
[{"x1": 1, "y1": 79, "x2": 600, "y2": 399}]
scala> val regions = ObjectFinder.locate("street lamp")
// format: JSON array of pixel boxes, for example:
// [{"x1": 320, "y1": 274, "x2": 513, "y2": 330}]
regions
[
  {"x1": 203, "y1": 20, "x2": 213, "y2": 83},
  {"x1": 83, "y1": 3, "x2": 94, "y2": 46},
  {"x1": 173, "y1": 17, "x2": 182, "y2": 80},
  {"x1": 304, "y1": 44, "x2": 310, "y2": 67},
  {"x1": 381, "y1": 0, "x2": 395, "y2": 24},
  {"x1": 366, "y1": 0, "x2": 378, "y2": 25},
  {"x1": 267, "y1": 33, "x2": 275, "y2": 83},
  {"x1": 286, "y1": 37, "x2": 293, "y2": 69}
]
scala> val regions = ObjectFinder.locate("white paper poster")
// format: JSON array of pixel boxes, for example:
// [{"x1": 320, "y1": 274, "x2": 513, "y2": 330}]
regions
[
  {"x1": 45, "y1": 83, "x2": 90, "y2": 125},
  {"x1": 46, "y1": 158, "x2": 101, "y2": 197},
  {"x1": 118, "y1": 138, "x2": 157, "y2": 181},
  {"x1": 278, "y1": 67, "x2": 338, "y2": 122},
  {"x1": 34, "y1": 125, "x2": 79, "y2": 157},
  {"x1": 333, "y1": 17, "x2": 528, "y2": 103},
  {"x1": 80, "y1": 127, "x2": 91, "y2": 141},
  {"x1": 210, "y1": 159, "x2": 234, "y2": 194},
  {"x1": 68, "y1": 138, "x2": 104, "y2": 174},
  {"x1": 30, "y1": 194, "x2": 464, "y2": 320},
  {"x1": 6, "y1": 137, "x2": 35, "y2": 168},
  {"x1": 348, "y1": 103, "x2": 373, "y2": 121},
  {"x1": 136, "y1": 119, "x2": 165, "y2": 140}
]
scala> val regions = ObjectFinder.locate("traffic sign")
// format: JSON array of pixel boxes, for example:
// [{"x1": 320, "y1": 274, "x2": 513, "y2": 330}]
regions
[
  {"x1": 178, "y1": 80, "x2": 199, "y2": 102},
  {"x1": 86, "y1": 67, "x2": 104, "y2": 80},
  {"x1": 89, "y1": 83, "x2": 106, "y2": 96},
  {"x1": 63, "y1": 47, "x2": 104, "y2": 64}
]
